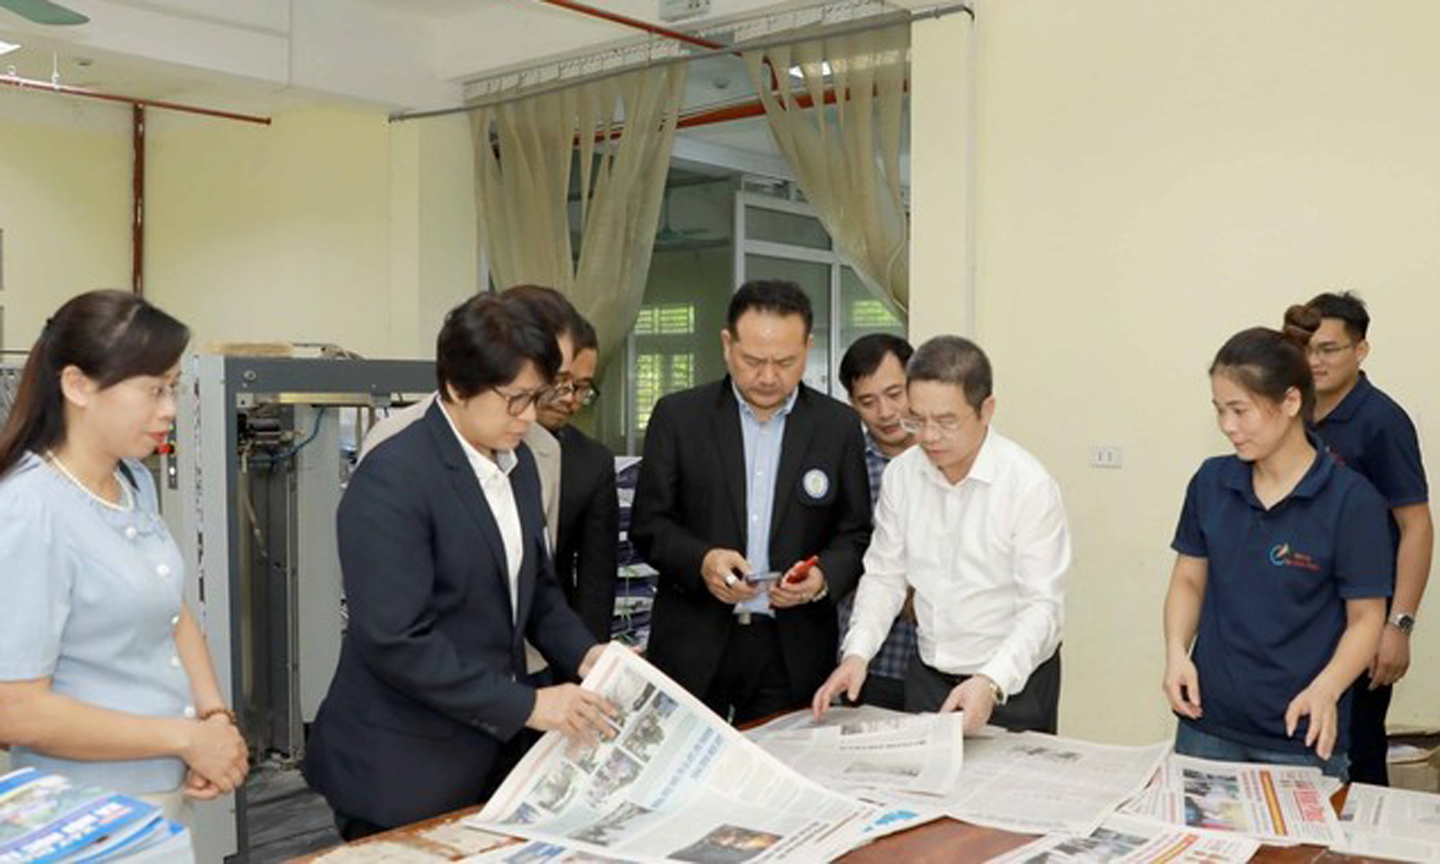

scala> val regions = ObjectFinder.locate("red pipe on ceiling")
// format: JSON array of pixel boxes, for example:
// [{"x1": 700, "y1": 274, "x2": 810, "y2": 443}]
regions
[
  {"x1": 537, "y1": 0, "x2": 726, "y2": 51},
  {"x1": 0, "y1": 73, "x2": 272, "y2": 125}
]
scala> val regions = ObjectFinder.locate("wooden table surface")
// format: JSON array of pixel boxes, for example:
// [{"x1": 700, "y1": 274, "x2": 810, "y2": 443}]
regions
[{"x1": 299, "y1": 793, "x2": 1378, "y2": 863}]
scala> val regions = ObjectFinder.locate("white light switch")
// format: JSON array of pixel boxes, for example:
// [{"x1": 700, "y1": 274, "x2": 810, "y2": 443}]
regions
[{"x1": 1089, "y1": 445, "x2": 1123, "y2": 469}]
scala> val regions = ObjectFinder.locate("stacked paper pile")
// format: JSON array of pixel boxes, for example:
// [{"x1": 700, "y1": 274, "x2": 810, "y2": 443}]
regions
[{"x1": 0, "y1": 768, "x2": 192, "y2": 863}]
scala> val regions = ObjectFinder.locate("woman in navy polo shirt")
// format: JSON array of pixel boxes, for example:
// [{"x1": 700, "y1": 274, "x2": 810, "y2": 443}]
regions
[{"x1": 1162, "y1": 320, "x2": 1392, "y2": 779}]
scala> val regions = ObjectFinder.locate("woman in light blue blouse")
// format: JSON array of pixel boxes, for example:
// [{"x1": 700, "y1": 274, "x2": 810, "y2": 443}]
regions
[{"x1": 0, "y1": 290, "x2": 248, "y2": 818}]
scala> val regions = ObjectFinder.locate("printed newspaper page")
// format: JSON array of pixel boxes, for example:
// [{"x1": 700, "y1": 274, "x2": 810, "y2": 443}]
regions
[
  {"x1": 744, "y1": 706, "x2": 964, "y2": 796},
  {"x1": 869, "y1": 730, "x2": 1168, "y2": 837},
  {"x1": 1152, "y1": 755, "x2": 1344, "y2": 847},
  {"x1": 984, "y1": 814, "x2": 1261, "y2": 864},
  {"x1": 467, "y1": 645, "x2": 936, "y2": 862},
  {"x1": 1336, "y1": 782, "x2": 1440, "y2": 862}
]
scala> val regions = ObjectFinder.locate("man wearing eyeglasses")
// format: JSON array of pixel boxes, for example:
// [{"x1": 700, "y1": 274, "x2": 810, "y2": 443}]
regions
[
  {"x1": 1301, "y1": 291, "x2": 1432, "y2": 787},
  {"x1": 536, "y1": 315, "x2": 618, "y2": 643},
  {"x1": 632, "y1": 280, "x2": 872, "y2": 725},
  {"x1": 812, "y1": 336, "x2": 1072, "y2": 735}
]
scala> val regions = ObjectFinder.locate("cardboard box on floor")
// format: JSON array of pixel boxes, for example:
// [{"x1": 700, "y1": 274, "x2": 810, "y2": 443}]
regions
[{"x1": 1387, "y1": 727, "x2": 1440, "y2": 793}]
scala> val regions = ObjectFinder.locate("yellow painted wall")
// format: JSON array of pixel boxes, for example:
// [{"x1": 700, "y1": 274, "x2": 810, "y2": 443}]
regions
[
  {"x1": 0, "y1": 94, "x2": 131, "y2": 353},
  {"x1": 0, "y1": 101, "x2": 476, "y2": 360},
  {"x1": 911, "y1": 0, "x2": 1440, "y2": 744}
]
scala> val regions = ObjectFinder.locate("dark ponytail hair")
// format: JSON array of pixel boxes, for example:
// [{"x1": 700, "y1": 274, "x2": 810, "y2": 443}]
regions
[
  {"x1": 1208, "y1": 305, "x2": 1319, "y2": 423},
  {"x1": 0, "y1": 290, "x2": 190, "y2": 478}
]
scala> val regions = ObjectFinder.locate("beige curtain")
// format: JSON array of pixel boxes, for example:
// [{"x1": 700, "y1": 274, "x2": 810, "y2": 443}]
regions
[
  {"x1": 471, "y1": 65, "x2": 687, "y2": 360},
  {"x1": 744, "y1": 24, "x2": 910, "y2": 313}
]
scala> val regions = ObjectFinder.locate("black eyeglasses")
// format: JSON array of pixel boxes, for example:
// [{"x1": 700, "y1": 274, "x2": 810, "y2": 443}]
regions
[
  {"x1": 572, "y1": 381, "x2": 600, "y2": 408},
  {"x1": 493, "y1": 386, "x2": 554, "y2": 417}
]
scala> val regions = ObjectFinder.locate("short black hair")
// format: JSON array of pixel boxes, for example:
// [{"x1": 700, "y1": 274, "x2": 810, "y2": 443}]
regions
[
  {"x1": 572, "y1": 313, "x2": 599, "y2": 354},
  {"x1": 726, "y1": 280, "x2": 813, "y2": 336},
  {"x1": 1306, "y1": 291, "x2": 1369, "y2": 340},
  {"x1": 502, "y1": 284, "x2": 581, "y2": 345},
  {"x1": 839, "y1": 333, "x2": 914, "y2": 395},
  {"x1": 907, "y1": 335, "x2": 993, "y2": 412},
  {"x1": 436, "y1": 293, "x2": 561, "y2": 401}
]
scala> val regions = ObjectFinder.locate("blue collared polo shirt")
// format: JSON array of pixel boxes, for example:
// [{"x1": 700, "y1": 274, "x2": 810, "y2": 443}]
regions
[
  {"x1": 1314, "y1": 371, "x2": 1429, "y2": 553},
  {"x1": 1171, "y1": 447, "x2": 1393, "y2": 754}
]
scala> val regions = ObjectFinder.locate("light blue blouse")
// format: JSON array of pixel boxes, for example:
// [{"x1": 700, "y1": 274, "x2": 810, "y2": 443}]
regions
[{"x1": 0, "y1": 451, "x2": 191, "y2": 794}]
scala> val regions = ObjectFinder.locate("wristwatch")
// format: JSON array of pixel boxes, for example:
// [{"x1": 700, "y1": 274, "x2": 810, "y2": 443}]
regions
[
  {"x1": 1389, "y1": 612, "x2": 1416, "y2": 635},
  {"x1": 983, "y1": 676, "x2": 1007, "y2": 706}
]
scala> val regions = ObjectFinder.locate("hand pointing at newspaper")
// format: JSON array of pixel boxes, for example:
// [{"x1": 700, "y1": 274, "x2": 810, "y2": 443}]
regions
[
  {"x1": 528, "y1": 684, "x2": 619, "y2": 748},
  {"x1": 812, "y1": 655, "x2": 869, "y2": 720}
]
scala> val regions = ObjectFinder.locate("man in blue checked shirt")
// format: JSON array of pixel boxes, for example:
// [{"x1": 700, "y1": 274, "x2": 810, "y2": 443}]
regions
[{"x1": 835, "y1": 334, "x2": 919, "y2": 710}]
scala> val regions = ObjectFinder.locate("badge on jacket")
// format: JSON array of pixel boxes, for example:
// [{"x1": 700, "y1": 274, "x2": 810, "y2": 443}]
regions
[{"x1": 802, "y1": 468, "x2": 830, "y2": 501}]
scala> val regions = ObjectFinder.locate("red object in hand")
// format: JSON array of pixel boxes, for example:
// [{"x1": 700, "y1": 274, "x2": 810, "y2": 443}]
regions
[{"x1": 784, "y1": 555, "x2": 820, "y2": 585}]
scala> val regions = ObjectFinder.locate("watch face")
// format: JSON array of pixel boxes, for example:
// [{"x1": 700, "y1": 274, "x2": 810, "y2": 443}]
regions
[{"x1": 1393, "y1": 613, "x2": 1416, "y2": 633}]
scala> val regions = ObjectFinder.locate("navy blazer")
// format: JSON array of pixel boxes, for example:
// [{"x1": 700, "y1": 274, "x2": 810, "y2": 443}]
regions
[
  {"x1": 303, "y1": 402, "x2": 596, "y2": 828},
  {"x1": 631, "y1": 379, "x2": 872, "y2": 708},
  {"x1": 555, "y1": 425, "x2": 619, "y2": 642}
]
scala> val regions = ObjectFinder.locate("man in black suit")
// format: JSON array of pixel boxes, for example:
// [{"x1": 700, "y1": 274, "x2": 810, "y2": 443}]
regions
[
  {"x1": 632, "y1": 280, "x2": 872, "y2": 724},
  {"x1": 304, "y1": 293, "x2": 615, "y2": 839},
  {"x1": 536, "y1": 313, "x2": 618, "y2": 642}
]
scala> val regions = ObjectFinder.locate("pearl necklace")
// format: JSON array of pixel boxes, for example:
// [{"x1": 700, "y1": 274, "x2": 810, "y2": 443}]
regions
[{"x1": 45, "y1": 450, "x2": 134, "y2": 513}]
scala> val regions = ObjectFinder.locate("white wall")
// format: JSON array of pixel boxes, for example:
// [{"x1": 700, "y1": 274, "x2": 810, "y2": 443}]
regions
[{"x1": 911, "y1": 0, "x2": 1440, "y2": 744}]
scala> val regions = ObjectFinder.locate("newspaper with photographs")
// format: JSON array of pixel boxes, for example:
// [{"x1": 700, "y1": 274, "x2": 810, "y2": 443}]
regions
[
  {"x1": 842, "y1": 729, "x2": 1167, "y2": 837},
  {"x1": 1335, "y1": 781, "x2": 1440, "y2": 861},
  {"x1": 1118, "y1": 754, "x2": 1343, "y2": 847},
  {"x1": 743, "y1": 706, "x2": 963, "y2": 796},
  {"x1": 466, "y1": 644, "x2": 936, "y2": 862},
  {"x1": 984, "y1": 813, "x2": 1261, "y2": 864}
]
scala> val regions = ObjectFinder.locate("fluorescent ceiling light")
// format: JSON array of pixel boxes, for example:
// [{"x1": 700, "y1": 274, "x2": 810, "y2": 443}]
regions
[
  {"x1": 788, "y1": 61, "x2": 832, "y2": 79},
  {"x1": 0, "y1": 40, "x2": 20, "y2": 58}
]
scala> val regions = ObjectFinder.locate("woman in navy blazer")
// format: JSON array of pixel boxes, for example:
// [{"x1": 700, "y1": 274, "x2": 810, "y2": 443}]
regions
[{"x1": 304, "y1": 293, "x2": 614, "y2": 838}]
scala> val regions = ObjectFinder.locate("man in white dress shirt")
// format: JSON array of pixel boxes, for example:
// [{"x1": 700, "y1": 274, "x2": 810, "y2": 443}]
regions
[{"x1": 813, "y1": 335, "x2": 1071, "y2": 733}]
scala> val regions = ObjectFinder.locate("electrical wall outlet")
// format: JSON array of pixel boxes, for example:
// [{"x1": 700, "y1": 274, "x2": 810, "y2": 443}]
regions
[
  {"x1": 1089, "y1": 445, "x2": 1123, "y2": 469},
  {"x1": 660, "y1": 0, "x2": 710, "y2": 23}
]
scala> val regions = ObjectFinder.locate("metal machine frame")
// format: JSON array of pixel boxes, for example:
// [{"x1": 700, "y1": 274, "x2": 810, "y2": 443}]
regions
[{"x1": 165, "y1": 355, "x2": 433, "y2": 862}]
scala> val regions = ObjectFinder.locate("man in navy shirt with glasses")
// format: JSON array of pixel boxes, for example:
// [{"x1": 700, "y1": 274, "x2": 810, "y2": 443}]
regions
[{"x1": 1291, "y1": 292, "x2": 1432, "y2": 786}]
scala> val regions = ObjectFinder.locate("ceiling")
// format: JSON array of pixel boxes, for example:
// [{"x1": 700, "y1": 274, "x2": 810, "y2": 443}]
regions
[{"x1": 0, "y1": 0, "x2": 915, "y2": 170}]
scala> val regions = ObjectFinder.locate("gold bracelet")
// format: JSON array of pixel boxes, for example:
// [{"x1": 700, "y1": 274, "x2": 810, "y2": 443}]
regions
[{"x1": 199, "y1": 707, "x2": 238, "y2": 726}]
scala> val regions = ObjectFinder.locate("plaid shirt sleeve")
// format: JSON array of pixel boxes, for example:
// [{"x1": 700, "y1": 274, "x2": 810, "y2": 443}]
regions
[{"x1": 834, "y1": 441, "x2": 918, "y2": 680}]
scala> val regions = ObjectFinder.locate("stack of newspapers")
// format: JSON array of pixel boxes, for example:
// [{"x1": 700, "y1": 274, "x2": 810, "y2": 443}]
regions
[{"x1": 0, "y1": 768, "x2": 192, "y2": 862}]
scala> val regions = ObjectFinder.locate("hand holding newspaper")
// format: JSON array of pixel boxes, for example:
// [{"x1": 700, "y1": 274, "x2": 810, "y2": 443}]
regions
[{"x1": 468, "y1": 644, "x2": 935, "y2": 862}]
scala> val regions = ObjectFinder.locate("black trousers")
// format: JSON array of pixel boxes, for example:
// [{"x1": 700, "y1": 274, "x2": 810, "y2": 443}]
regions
[
  {"x1": 859, "y1": 673, "x2": 907, "y2": 712},
  {"x1": 904, "y1": 649, "x2": 1062, "y2": 734},
  {"x1": 703, "y1": 616, "x2": 796, "y2": 726},
  {"x1": 1348, "y1": 672, "x2": 1393, "y2": 786}
]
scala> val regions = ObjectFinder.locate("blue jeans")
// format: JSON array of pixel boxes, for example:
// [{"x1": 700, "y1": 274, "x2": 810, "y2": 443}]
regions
[{"x1": 1174, "y1": 723, "x2": 1350, "y2": 782}]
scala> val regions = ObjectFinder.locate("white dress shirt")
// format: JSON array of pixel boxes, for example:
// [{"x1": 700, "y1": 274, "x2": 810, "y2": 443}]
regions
[
  {"x1": 439, "y1": 404, "x2": 524, "y2": 623},
  {"x1": 841, "y1": 428, "x2": 1071, "y2": 699}
]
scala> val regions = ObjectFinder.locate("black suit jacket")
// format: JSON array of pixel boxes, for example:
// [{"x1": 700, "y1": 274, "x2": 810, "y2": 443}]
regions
[
  {"x1": 631, "y1": 379, "x2": 872, "y2": 707},
  {"x1": 303, "y1": 402, "x2": 596, "y2": 828},
  {"x1": 555, "y1": 425, "x2": 619, "y2": 642}
]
